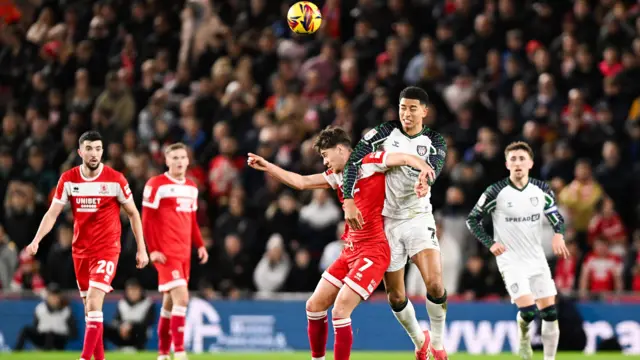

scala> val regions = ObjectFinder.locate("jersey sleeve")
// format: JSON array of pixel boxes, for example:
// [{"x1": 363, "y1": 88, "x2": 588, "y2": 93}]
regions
[
  {"x1": 361, "y1": 151, "x2": 389, "y2": 173},
  {"x1": 424, "y1": 129, "x2": 447, "y2": 186},
  {"x1": 142, "y1": 181, "x2": 161, "y2": 209},
  {"x1": 322, "y1": 170, "x2": 338, "y2": 189},
  {"x1": 141, "y1": 179, "x2": 159, "y2": 253},
  {"x1": 342, "y1": 121, "x2": 398, "y2": 199},
  {"x1": 466, "y1": 185, "x2": 500, "y2": 249},
  {"x1": 531, "y1": 179, "x2": 566, "y2": 235},
  {"x1": 190, "y1": 185, "x2": 204, "y2": 248},
  {"x1": 52, "y1": 173, "x2": 69, "y2": 205},
  {"x1": 116, "y1": 173, "x2": 133, "y2": 204}
]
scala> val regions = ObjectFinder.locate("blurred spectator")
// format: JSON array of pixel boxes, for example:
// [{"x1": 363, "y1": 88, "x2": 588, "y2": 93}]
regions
[
  {"x1": 254, "y1": 233, "x2": 291, "y2": 294},
  {"x1": 0, "y1": 224, "x2": 17, "y2": 289},
  {"x1": 44, "y1": 224, "x2": 75, "y2": 290},
  {"x1": 104, "y1": 279, "x2": 155, "y2": 350},
  {"x1": 285, "y1": 248, "x2": 319, "y2": 292},
  {"x1": 10, "y1": 248, "x2": 45, "y2": 295},
  {"x1": 588, "y1": 197, "x2": 627, "y2": 256},
  {"x1": 212, "y1": 233, "x2": 252, "y2": 295},
  {"x1": 625, "y1": 230, "x2": 640, "y2": 292},
  {"x1": 579, "y1": 238, "x2": 623, "y2": 295},
  {"x1": 319, "y1": 222, "x2": 345, "y2": 272},
  {"x1": 457, "y1": 255, "x2": 493, "y2": 300},
  {"x1": 559, "y1": 159, "x2": 604, "y2": 240},
  {"x1": 555, "y1": 240, "x2": 581, "y2": 295},
  {"x1": 14, "y1": 284, "x2": 77, "y2": 351}
]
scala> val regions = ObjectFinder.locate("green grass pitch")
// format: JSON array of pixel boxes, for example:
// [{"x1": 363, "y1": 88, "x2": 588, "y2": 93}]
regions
[{"x1": 0, "y1": 352, "x2": 634, "y2": 359}]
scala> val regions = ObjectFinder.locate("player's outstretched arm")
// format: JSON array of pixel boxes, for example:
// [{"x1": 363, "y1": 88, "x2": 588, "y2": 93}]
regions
[
  {"x1": 27, "y1": 201, "x2": 65, "y2": 256},
  {"x1": 247, "y1": 153, "x2": 330, "y2": 190},
  {"x1": 385, "y1": 152, "x2": 435, "y2": 184},
  {"x1": 122, "y1": 201, "x2": 149, "y2": 268},
  {"x1": 342, "y1": 122, "x2": 397, "y2": 199}
]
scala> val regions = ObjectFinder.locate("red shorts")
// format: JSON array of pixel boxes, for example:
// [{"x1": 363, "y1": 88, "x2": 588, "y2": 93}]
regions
[
  {"x1": 322, "y1": 240, "x2": 390, "y2": 300},
  {"x1": 73, "y1": 254, "x2": 119, "y2": 297},
  {"x1": 154, "y1": 257, "x2": 190, "y2": 292}
]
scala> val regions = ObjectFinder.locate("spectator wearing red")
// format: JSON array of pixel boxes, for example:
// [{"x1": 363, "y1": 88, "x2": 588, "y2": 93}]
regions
[
  {"x1": 11, "y1": 248, "x2": 45, "y2": 295},
  {"x1": 555, "y1": 240, "x2": 580, "y2": 294},
  {"x1": 588, "y1": 197, "x2": 627, "y2": 256},
  {"x1": 579, "y1": 238, "x2": 623, "y2": 295}
]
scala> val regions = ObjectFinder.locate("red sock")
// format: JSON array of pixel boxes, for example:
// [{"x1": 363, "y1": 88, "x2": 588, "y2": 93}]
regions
[
  {"x1": 333, "y1": 317, "x2": 353, "y2": 360},
  {"x1": 306, "y1": 310, "x2": 328, "y2": 359},
  {"x1": 80, "y1": 311, "x2": 103, "y2": 360},
  {"x1": 93, "y1": 323, "x2": 104, "y2": 360},
  {"x1": 158, "y1": 308, "x2": 172, "y2": 355},
  {"x1": 171, "y1": 305, "x2": 187, "y2": 353}
]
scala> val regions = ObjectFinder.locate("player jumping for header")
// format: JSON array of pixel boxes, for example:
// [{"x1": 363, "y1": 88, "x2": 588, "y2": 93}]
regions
[
  {"x1": 142, "y1": 143, "x2": 209, "y2": 360},
  {"x1": 247, "y1": 126, "x2": 433, "y2": 360},
  {"x1": 342, "y1": 86, "x2": 448, "y2": 360},
  {"x1": 466, "y1": 141, "x2": 570, "y2": 360},
  {"x1": 27, "y1": 131, "x2": 149, "y2": 360}
]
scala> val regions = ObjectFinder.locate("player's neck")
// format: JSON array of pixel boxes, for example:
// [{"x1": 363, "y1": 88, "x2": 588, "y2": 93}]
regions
[
  {"x1": 81, "y1": 163, "x2": 102, "y2": 178},
  {"x1": 403, "y1": 124, "x2": 424, "y2": 137},
  {"x1": 166, "y1": 171, "x2": 186, "y2": 182},
  {"x1": 509, "y1": 175, "x2": 529, "y2": 189}
]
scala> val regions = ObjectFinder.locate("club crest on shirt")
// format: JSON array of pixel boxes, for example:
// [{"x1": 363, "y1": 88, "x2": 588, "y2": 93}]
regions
[
  {"x1": 530, "y1": 197, "x2": 539, "y2": 206},
  {"x1": 417, "y1": 145, "x2": 427, "y2": 156},
  {"x1": 510, "y1": 283, "x2": 519, "y2": 293},
  {"x1": 99, "y1": 184, "x2": 109, "y2": 195}
]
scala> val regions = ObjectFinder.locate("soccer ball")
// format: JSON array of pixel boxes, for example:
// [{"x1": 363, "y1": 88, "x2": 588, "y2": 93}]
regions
[{"x1": 287, "y1": 1, "x2": 322, "y2": 35}]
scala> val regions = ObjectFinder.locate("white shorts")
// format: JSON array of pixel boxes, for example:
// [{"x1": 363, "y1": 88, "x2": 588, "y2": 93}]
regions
[
  {"x1": 384, "y1": 213, "x2": 440, "y2": 273},
  {"x1": 501, "y1": 266, "x2": 557, "y2": 303}
]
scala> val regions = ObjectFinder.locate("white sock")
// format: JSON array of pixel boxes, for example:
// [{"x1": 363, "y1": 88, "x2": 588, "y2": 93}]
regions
[
  {"x1": 392, "y1": 299, "x2": 425, "y2": 349},
  {"x1": 311, "y1": 357, "x2": 326, "y2": 360},
  {"x1": 426, "y1": 293, "x2": 447, "y2": 350},
  {"x1": 542, "y1": 320, "x2": 560, "y2": 360}
]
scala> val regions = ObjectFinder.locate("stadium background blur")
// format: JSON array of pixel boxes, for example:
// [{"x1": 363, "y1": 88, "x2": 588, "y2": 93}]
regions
[{"x1": 0, "y1": 0, "x2": 639, "y2": 313}]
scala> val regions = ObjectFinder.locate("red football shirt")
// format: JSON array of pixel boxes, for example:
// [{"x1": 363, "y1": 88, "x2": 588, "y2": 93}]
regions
[
  {"x1": 323, "y1": 151, "x2": 389, "y2": 244},
  {"x1": 53, "y1": 164, "x2": 132, "y2": 258},
  {"x1": 142, "y1": 173, "x2": 204, "y2": 260},
  {"x1": 582, "y1": 253, "x2": 622, "y2": 292}
]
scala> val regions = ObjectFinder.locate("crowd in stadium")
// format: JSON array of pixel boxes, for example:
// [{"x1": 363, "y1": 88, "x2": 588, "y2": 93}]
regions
[{"x1": 0, "y1": 0, "x2": 639, "y2": 300}]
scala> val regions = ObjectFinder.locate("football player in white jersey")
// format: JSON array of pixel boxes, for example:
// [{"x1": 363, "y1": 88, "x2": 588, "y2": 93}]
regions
[
  {"x1": 342, "y1": 87, "x2": 449, "y2": 360},
  {"x1": 466, "y1": 141, "x2": 570, "y2": 360}
]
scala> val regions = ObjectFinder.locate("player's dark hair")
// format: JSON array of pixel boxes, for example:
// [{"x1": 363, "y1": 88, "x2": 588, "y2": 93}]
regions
[
  {"x1": 399, "y1": 86, "x2": 430, "y2": 106},
  {"x1": 504, "y1": 141, "x2": 534, "y2": 159},
  {"x1": 313, "y1": 126, "x2": 351, "y2": 152},
  {"x1": 78, "y1": 130, "x2": 103, "y2": 147}
]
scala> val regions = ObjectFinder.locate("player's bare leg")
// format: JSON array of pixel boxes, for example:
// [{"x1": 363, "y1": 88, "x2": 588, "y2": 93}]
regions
[
  {"x1": 169, "y1": 286, "x2": 189, "y2": 360},
  {"x1": 80, "y1": 287, "x2": 107, "y2": 360},
  {"x1": 412, "y1": 249, "x2": 448, "y2": 360},
  {"x1": 331, "y1": 285, "x2": 362, "y2": 360},
  {"x1": 514, "y1": 294, "x2": 537, "y2": 360},
  {"x1": 305, "y1": 279, "x2": 340, "y2": 360},
  {"x1": 536, "y1": 296, "x2": 559, "y2": 360},
  {"x1": 383, "y1": 269, "x2": 429, "y2": 360},
  {"x1": 157, "y1": 293, "x2": 173, "y2": 360}
]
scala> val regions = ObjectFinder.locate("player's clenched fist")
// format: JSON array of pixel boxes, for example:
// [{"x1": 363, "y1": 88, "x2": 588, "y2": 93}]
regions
[
  {"x1": 27, "y1": 241, "x2": 39, "y2": 256},
  {"x1": 490, "y1": 242, "x2": 506, "y2": 256},
  {"x1": 197, "y1": 246, "x2": 209, "y2": 264},
  {"x1": 136, "y1": 250, "x2": 149, "y2": 268},
  {"x1": 247, "y1": 153, "x2": 270, "y2": 171}
]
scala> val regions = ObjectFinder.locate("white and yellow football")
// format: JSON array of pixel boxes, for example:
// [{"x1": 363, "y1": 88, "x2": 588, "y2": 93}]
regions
[{"x1": 287, "y1": 1, "x2": 322, "y2": 35}]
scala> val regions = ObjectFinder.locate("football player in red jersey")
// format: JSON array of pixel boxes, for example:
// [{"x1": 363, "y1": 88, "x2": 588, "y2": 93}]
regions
[
  {"x1": 247, "y1": 126, "x2": 433, "y2": 360},
  {"x1": 26, "y1": 131, "x2": 149, "y2": 360},
  {"x1": 142, "y1": 142, "x2": 209, "y2": 360}
]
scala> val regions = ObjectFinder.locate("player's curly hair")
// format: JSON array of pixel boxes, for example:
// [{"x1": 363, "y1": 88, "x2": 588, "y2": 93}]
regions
[{"x1": 313, "y1": 126, "x2": 351, "y2": 153}]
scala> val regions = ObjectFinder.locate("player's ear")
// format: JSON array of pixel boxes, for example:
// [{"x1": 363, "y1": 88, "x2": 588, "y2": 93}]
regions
[
  {"x1": 77, "y1": 149, "x2": 82, "y2": 157},
  {"x1": 422, "y1": 106, "x2": 428, "y2": 118}
]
